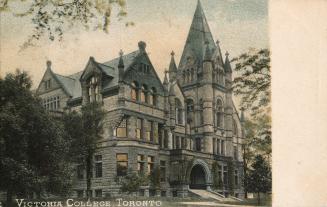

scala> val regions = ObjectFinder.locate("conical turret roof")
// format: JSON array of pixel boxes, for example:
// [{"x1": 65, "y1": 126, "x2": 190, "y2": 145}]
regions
[{"x1": 178, "y1": 0, "x2": 216, "y2": 68}]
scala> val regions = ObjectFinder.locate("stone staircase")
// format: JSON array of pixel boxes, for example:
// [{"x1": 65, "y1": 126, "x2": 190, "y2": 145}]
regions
[{"x1": 188, "y1": 189, "x2": 239, "y2": 202}]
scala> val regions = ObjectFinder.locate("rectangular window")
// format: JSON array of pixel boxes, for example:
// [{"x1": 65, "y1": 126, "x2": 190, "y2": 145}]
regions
[
  {"x1": 45, "y1": 79, "x2": 51, "y2": 90},
  {"x1": 160, "y1": 160, "x2": 166, "y2": 182},
  {"x1": 223, "y1": 166, "x2": 228, "y2": 185},
  {"x1": 175, "y1": 136, "x2": 180, "y2": 149},
  {"x1": 181, "y1": 137, "x2": 186, "y2": 149},
  {"x1": 164, "y1": 130, "x2": 168, "y2": 148},
  {"x1": 217, "y1": 140, "x2": 221, "y2": 155},
  {"x1": 77, "y1": 164, "x2": 84, "y2": 180},
  {"x1": 137, "y1": 155, "x2": 145, "y2": 174},
  {"x1": 218, "y1": 164, "x2": 222, "y2": 187},
  {"x1": 136, "y1": 118, "x2": 142, "y2": 139},
  {"x1": 116, "y1": 119, "x2": 127, "y2": 138},
  {"x1": 233, "y1": 146, "x2": 238, "y2": 160},
  {"x1": 234, "y1": 170, "x2": 239, "y2": 186},
  {"x1": 95, "y1": 155, "x2": 102, "y2": 178},
  {"x1": 221, "y1": 140, "x2": 225, "y2": 155},
  {"x1": 147, "y1": 156, "x2": 154, "y2": 174},
  {"x1": 146, "y1": 121, "x2": 153, "y2": 142},
  {"x1": 95, "y1": 189, "x2": 102, "y2": 198},
  {"x1": 76, "y1": 190, "x2": 84, "y2": 198},
  {"x1": 116, "y1": 154, "x2": 128, "y2": 176}
]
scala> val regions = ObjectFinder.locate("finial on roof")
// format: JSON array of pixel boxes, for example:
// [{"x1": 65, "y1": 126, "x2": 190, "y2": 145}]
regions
[
  {"x1": 118, "y1": 49, "x2": 124, "y2": 69},
  {"x1": 216, "y1": 40, "x2": 220, "y2": 45},
  {"x1": 163, "y1": 69, "x2": 169, "y2": 85},
  {"x1": 168, "y1": 51, "x2": 178, "y2": 81},
  {"x1": 224, "y1": 51, "x2": 232, "y2": 73},
  {"x1": 138, "y1": 41, "x2": 146, "y2": 52},
  {"x1": 171, "y1": 51, "x2": 175, "y2": 57},
  {"x1": 46, "y1": 60, "x2": 52, "y2": 70},
  {"x1": 90, "y1": 56, "x2": 95, "y2": 62}
]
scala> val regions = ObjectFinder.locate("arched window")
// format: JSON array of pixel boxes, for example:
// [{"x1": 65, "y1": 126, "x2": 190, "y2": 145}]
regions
[
  {"x1": 186, "y1": 99, "x2": 194, "y2": 124},
  {"x1": 186, "y1": 69, "x2": 190, "y2": 83},
  {"x1": 149, "y1": 87, "x2": 157, "y2": 106},
  {"x1": 182, "y1": 71, "x2": 186, "y2": 84},
  {"x1": 199, "y1": 99, "x2": 204, "y2": 125},
  {"x1": 131, "y1": 82, "x2": 139, "y2": 101},
  {"x1": 141, "y1": 84, "x2": 148, "y2": 103},
  {"x1": 87, "y1": 75, "x2": 100, "y2": 102},
  {"x1": 233, "y1": 119, "x2": 238, "y2": 136},
  {"x1": 175, "y1": 98, "x2": 183, "y2": 125},
  {"x1": 195, "y1": 138, "x2": 201, "y2": 151},
  {"x1": 216, "y1": 99, "x2": 223, "y2": 128}
]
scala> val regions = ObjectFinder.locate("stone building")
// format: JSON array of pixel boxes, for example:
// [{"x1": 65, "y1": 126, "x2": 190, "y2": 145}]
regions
[{"x1": 36, "y1": 0, "x2": 245, "y2": 199}]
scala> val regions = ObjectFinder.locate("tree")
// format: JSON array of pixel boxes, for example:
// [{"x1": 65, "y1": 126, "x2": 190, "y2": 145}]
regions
[
  {"x1": 0, "y1": 70, "x2": 74, "y2": 206},
  {"x1": 247, "y1": 155, "x2": 271, "y2": 205},
  {"x1": 120, "y1": 169, "x2": 148, "y2": 194},
  {"x1": 232, "y1": 48, "x2": 270, "y2": 117},
  {"x1": 0, "y1": 0, "x2": 132, "y2": 48},
  {"x1": 232, "y1": 48, "x2": 271, "y2": 198},
  {"x1": 149, "y1": 167, "x2": 161, "y2": 189},
  {"x1": 63, "y1": 102, "x2": 105, "y2": 199}
]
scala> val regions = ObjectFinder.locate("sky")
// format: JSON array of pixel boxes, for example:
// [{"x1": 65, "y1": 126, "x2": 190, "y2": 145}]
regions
[{"x1": 0, "y1": 0, "x2": 268, "y2": 88}]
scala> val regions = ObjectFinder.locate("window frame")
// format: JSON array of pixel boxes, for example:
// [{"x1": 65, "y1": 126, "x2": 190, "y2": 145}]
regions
[
  {"x1": 95, "y1": 155, "x2": 102, "y2": 178},
  {"x1": 116, "y1": 154, "x2": 128, "y2": 176},
  {"x1": 147, "y1": 156, "x2": 155, "y2": 174}
]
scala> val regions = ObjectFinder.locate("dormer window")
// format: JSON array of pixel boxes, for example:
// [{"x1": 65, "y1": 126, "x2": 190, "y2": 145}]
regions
[
  {"x1": 87, "y1": 76, "x2": 100, "y2": 102},
  {"x1": 139, "y1": 63, "x2": 150, "y2": 73},
  {"x1": 45, "y1": 79, "x2": 51, "y2": 90}
]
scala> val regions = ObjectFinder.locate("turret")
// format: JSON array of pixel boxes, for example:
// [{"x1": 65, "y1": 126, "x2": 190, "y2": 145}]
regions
[
  {"x1": 224, "y1": 51, "x2": 232, "y2": 88},
  {"x1": 118, "y1": 50, "x2": 125, "y2": 105},
  {"x1": 118, "y1": 50, "x2": 124, "y2": 82},
  {"x1": 168, "y1": 51, "x2": 178, "y2": 82},
  {"x1": 163, "y1": 70, "x2": 169, "y2": 90}
]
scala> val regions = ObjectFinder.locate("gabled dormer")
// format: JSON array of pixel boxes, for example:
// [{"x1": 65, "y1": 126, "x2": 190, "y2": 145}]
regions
[
  {"x1": 36, "y1": 60, "x2": 74, "y2": 111},
  {"x1": 37, "y1": 61, "x2": 62, "y2": 94},
  {"x1": 80, "y1": 56, "x2": 114, "y2": 104},
  {"x1": 122, "y1": 42, "x2": 165, "y2": 106}
]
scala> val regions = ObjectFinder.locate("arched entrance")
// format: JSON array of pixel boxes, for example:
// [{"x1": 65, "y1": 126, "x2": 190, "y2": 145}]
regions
[
  {"x1": 188, "y1": 159, "x2": 212, "y2": 190},
  {"x1": 190, "y1": 164, "x2": 206, "y2": 189}
]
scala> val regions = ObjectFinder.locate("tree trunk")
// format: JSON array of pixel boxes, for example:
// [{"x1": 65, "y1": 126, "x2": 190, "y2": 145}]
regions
[
  {"x1": 86, "y1": 154, "x2": 92, "y2": 199},
  {"x1": 257, "y1": 192, "x2": 261, "y2": 205},
  {"x1": 243, "y1": 147, "x2": 248, "y2": 199},
  {"x1": 6, "y1": 188, "x2": 13, "y2": 207}
]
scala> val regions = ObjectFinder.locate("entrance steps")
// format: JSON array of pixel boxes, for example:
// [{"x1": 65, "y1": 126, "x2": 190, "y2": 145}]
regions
[{"x1": 188, "y1": 189, "x2": 238, "y2": 202}]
